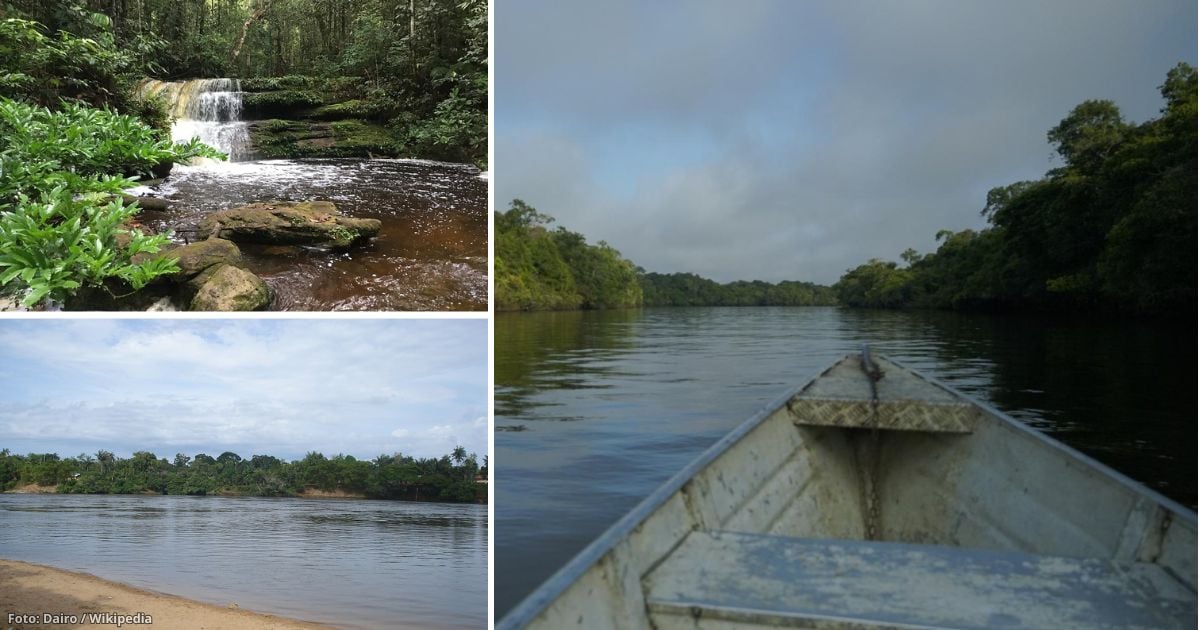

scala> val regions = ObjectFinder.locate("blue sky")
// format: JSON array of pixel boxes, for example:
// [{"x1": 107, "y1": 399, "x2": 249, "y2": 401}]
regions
[
  {"x1": 496, "y1": 0, "x2": 1197, "y2": 283},
  {"x1": 0, "y1": 320, "x2": 487, "y2": 462}
]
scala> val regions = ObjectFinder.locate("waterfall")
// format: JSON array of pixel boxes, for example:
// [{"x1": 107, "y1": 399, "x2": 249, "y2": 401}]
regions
[{"x1": 135, "y1": 78, "x2": 251, "y2": 162}]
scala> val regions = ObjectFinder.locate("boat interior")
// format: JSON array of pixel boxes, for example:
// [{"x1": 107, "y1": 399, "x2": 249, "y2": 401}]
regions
[{"x1": 510, "y1": 353, "x2": 1197, "y2": 630}]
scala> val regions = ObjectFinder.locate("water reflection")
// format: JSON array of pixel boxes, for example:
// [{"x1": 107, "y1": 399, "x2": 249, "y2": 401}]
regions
[
  {"x1": 0, "y1": 495, "x2": 486, "y2": 629},
  {"x1": 495, "y1": 306, "x2": 1195, "y2": 617}
]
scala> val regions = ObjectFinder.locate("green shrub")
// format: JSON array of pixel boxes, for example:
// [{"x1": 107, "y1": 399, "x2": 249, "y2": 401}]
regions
[
  {"x1": 0, "y1": 189, "x2": 178, "y2": 306},
  {"x1": 0, "y1": 98, "x2": 223, "y2": 307},
  {"x1": 396, "y1": 87, "x2": 485, "y2": 166}
]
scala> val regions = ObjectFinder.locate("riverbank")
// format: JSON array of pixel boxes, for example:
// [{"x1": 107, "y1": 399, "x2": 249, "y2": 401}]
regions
[
  {"x1": 1, "y1": 487, "x2": 487, "y2": 504},
  {"x1": 4, "y1": 483, "x2": 57, "y2": 494},
  {"x1": 0, "y1": 559, "x2": 326, "y2": 629}
]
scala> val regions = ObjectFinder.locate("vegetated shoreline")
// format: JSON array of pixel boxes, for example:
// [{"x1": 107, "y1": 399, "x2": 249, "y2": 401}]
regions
[
  {"x1": 1, "y1": 483, "x2": 488, "y2": 503},
  {"x1": 0, "y1": 558, "x2": 326, "y2": 629},
  {"x1": 2, "y1": 448, "x2": 487, "y2": 503}
]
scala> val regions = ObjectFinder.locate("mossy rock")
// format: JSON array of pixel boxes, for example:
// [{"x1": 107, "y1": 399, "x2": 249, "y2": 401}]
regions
[
  {"x1": 197, "y1": 200, "x2": 381, "y2": 248},
  {"x1": 247, "y1": 118, "x2": 402, "y2": 159},
  {"x1": 189, "y1": 264, "x2": 270, "y2": 311},
  {"x1": 310, "y1": 99, "x2": 393, "y2": 120},
  {"x1": 239, "y1": 75, "x2": 365, "y2": 97},
  {"x1": 161, "y1": 237, "x2": 244, "y2": 279},
  {"x1": 242, "y1": 90, "x2": 325, "y2": 118}
]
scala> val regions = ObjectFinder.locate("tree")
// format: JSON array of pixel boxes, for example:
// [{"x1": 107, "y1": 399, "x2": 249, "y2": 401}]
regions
[{"x1": 1047, "y1": 100, "x2": 1130, "y2": 175}]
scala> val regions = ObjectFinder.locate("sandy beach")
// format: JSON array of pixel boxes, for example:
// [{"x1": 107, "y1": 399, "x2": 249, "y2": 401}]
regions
[{"x1": 0, "y1": 559, "x2": 328, "y2": 629}]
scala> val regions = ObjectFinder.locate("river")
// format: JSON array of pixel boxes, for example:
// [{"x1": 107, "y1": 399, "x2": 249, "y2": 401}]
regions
[
  {"x1": 0, "y1": 495, "x2": 486, "y2": 628},
  {"x1": 494, "y1": 306, "x2": 1196, "y2": 617},
  {"x1": 130, "y1": 78, "x2": 486, "y2": 311},
  {"x1": 137, "y1": 159, "x2": 487, "y2": 311}
]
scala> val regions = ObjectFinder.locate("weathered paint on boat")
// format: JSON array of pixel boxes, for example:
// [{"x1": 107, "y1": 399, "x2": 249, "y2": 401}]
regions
[{"x1": 499, "y1": 353, "x2": 1197, "y2": 629}]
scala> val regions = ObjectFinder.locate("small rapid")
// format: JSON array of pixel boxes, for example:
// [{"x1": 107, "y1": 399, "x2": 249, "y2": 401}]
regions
[
  {"x1": 136, "y1": 78, "x2": 251, "y2": 160},
  {"x1": 128, "y1": 79, "x2": 485, "y2": 311},
  {"x1": 136, "y1": 158, "x2": 488, "y2": 311}
]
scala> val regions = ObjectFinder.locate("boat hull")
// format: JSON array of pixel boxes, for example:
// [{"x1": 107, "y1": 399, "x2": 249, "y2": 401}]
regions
[{"x1": 500, "y1": 354, "x2": 1196, "y2": 629}]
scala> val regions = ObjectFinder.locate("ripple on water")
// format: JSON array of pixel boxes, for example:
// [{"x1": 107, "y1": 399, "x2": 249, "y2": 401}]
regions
[{"x1": 134, "y1": 158, "x2": 486, "y2": 311}]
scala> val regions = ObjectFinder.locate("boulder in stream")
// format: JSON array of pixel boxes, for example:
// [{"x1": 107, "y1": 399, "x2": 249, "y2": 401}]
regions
[
  {"x1": 197, "y1": 200, "x2": 381, "y2": 248},
  {"x1": 189, "y1": 264, "x2": 270, "y2": 311},
  {"x1": 121, "y1": 194, "x2": 172, "y2": 211},
  {"x1": 161, "y1": 237, "x2": 244, "y2": 279}
]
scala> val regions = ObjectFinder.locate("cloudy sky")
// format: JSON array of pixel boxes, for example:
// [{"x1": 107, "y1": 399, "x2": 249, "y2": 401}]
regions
[
  {"x1": 496, "y1": 1, "x2": 1197, "y2": 284},
  {"x1": 0, "y1": 319, "x2": 487, "y2": 461}
]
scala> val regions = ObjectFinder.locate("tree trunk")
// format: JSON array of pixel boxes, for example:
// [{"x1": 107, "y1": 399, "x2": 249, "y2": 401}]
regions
[{"x1": 231, "y1": 0, "x2": 271, "y2": 68}]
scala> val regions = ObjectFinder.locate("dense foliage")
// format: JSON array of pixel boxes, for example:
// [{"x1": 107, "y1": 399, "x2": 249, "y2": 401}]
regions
[
  {"x1": 496, "y1": 200, "x2": 644, "y2": 311},
  {"x1": 641, "y1": 273, "x2": 836, "y2": 307},
  {"x1": 0, "y1": 99, "x2": 221, "y2": 307},
  {"x1": 497, "y1": 200, "x2": 838, "y2": 311},
  {"x1": 0, "y1": 447, "x2": 486, "y2": 503},
  {"x1": 2, "y1": 0, "x2": 487, "y2": 165},
  {"x1": 835, "y1": 64, "x2": 1197, "y2": 318}
]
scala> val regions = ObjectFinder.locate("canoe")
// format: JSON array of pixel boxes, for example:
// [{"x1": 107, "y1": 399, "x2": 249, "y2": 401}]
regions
[{"x1": 499, "y1": 349, "x2": 1196, "y2": 629}]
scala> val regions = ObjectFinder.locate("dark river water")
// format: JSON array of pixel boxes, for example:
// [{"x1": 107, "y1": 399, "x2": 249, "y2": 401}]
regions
[
  {"x1": 0, "y1": 495, "x2": 487, "y2": 628},
  {"x1": 494, "y1": 306, "x2": 1196, "y2": 618},
  {"x1": 134, "y1": 159, "x2": 487, "y2": 311}
]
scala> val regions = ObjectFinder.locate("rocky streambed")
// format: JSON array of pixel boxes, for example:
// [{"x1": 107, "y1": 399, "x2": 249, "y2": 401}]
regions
[{"x1": 120, "y1": 158, "x2": 486, "y2": 311}]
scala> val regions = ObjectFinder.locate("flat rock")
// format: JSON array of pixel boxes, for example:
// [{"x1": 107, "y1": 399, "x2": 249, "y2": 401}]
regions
[
  {"x1": 197, "y1": 200, "x2": 381, "y2": 248},
  {"x1": 189, "y1": 264, "x2": 270, "y2": 311},
  {"x1": 121, "y1": 194, "x2": 172, "y2": 211}
]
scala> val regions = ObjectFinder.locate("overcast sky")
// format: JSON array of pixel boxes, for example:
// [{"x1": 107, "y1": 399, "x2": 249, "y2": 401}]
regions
[
  {"x1": 0, "y1": 320, "x2": 487, "y2": 462},
  {"x1": 496, "y1": 1, "x2": 1197, "y2": 284}
]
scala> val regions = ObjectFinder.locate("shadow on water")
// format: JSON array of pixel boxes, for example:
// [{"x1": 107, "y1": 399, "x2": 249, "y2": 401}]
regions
[
  {"x1": 496, "y1": 309, "x2": 642, "y2": 420},
  {"x1": 495, "y1": 306, "x2": 1197, "y2": 617}
]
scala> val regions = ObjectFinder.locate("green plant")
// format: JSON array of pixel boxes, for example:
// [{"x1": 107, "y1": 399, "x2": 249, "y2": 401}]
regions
[
  {"x1": 328, "y1": 226, "x2": 358, "y2": 243},
  {"x1": 0, "y1": 97, "x2": 224, "y2": 308},
  {"x1": 0, "y1": 189, "x2": 178, "y2": 306},
  {"x1": 0, "y1": 99, "x2": 225, "y2": 201}
]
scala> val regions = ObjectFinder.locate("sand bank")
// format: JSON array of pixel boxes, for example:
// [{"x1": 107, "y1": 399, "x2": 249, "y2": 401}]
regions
[
  {"x1": 4, "y1": 484, "x2": 57, "y2": 494},
  {"x1": 0, "y1": 559, "x2": 327, "y2": 629}
]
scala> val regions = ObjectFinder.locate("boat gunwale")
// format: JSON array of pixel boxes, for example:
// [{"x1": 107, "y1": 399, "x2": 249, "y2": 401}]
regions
[{"x1": 497, "y1": 352, "x2": 1197, "y2": 629}]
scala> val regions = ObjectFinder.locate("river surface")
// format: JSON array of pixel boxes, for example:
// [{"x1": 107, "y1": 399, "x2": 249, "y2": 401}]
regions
[
  {"x1": 134, "y1": 158, "x2": 487, "y2": 311},
  {"x1": 0, "y1": 495, "x2": 486, "y2": 628},
  {"x1": 494, "y1": 306, "x2": 1196, "y2": 617}
]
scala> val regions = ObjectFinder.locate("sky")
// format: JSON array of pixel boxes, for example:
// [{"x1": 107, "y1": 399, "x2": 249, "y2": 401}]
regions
[
  {"x1": 0, "y1": 319, "x2": 487, "y2": 462},
  {"x1": 496, "y1": 1, "x2": 1198, "y2": 284}
]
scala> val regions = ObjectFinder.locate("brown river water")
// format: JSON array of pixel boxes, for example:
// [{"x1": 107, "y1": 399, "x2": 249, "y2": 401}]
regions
[{"x1": 133, "y1": 158, "x2": 487, "y2": 311}]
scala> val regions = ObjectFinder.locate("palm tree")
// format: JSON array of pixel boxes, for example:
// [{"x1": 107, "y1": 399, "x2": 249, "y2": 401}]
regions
[
  {"x1": 96, "y1": 450, "x2": 114, "y2": 474},
  {"x1": 451, "y1": 445, "x2": 467, "y2": 466}
]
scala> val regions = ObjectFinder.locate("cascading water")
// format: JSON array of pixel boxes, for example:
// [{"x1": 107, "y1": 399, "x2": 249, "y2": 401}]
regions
[{"x1": 136, "y1": 78, "x2": 251, "y2": 161}]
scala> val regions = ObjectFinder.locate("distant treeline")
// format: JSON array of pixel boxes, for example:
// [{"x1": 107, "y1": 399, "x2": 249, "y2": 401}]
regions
[
  {"x1": 641, "y1": 273, "x2": 836, "y2": 307},
  {"x1": 0, "y1": 447, "x2": 486, "y2": 503},
  {"x1": 495, "y1": 200, "x2": 835, "y2": 311},
  {"x1": 835, "y1": 63, "x2": 1196, "y2": 317}
]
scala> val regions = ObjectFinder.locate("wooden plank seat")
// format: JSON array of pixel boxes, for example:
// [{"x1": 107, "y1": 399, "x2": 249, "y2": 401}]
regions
[
  {"x1": 788, "y1": 355, "x2": 980, "y2": 433},
  {"x1": 643, "y1": 531, "x2": 1196, "y2": 629}
]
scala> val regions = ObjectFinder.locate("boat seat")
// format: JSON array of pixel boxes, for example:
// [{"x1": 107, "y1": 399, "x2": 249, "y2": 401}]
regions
[
  {"x1": 643, "y1": 530, "x2": 1196, "y2": 629},
  {"x1": 788, "y1": 355, "x2": 978, "y2": 433}
]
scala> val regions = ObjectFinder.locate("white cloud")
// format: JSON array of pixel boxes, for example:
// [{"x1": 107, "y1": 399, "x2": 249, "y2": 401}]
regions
[{"x1": 0, "y1": 320, "x2": 488, "y2": 460}]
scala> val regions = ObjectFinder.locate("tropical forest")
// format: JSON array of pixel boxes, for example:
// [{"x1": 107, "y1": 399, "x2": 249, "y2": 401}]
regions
[
  {"x1": 0, "y1": 0, "x2": 487, "y2": 312},
  {"x1": 1, "y1": 446, "x2": 487, "y2": 502},
  {"x1": 834, "y1": 64, "x2": 1196, "y2": 317},
  {"x1": 497, "y1": 64, "x2": 1196, "y2": 321},
  {"x1": 495, "y1": 200, "x2": 836, "y2": 310}
]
